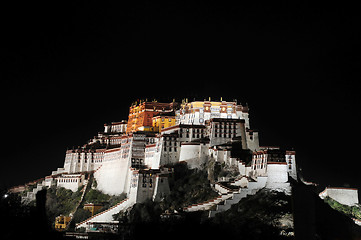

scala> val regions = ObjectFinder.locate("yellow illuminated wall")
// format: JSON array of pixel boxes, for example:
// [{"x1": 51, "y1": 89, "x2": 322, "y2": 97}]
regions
[
  {"x1": 83, "y1": 204, "x2": 103, "y2": 216},
  {"x1": 152, "y1": 115, "x2": 176, "y2": 132},
  {"x1": 55, "y1": 215, "x2": 71, "y2": 230}
]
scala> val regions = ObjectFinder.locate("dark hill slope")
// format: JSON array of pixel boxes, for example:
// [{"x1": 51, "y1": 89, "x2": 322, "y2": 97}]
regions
[{"x1": 293, "y1": 182, "x2": 361, "y2": 240}]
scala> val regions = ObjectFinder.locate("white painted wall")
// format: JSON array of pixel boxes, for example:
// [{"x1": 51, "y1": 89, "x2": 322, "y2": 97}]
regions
[
  {"x1": 246, "y1": 131, "x2": 259, "y2": 151},
  {"x1": 179, "y1": 143, "x2": 209, "y2": 169},
  {"x1": 57, "y1": 174, "x2": 85, "y2": 192},
  {"x1": 152, "y1": 176, "x2": 170, "y2": 201},
  {"x1": 179, "y1": 143, "x2": 201, "y2": 168},
  {"x1": 266, "y1": 163, "x2": 288, "y2": 183},
  {"x1": 320, "y1": 187, "x2": 359, "y2": 206},
  {"x1": 286, "y1": 151, "x2": 297, "y2": 180},
  {"x1": 94, "y1": 149, "x2": 131, "y2": 195}
]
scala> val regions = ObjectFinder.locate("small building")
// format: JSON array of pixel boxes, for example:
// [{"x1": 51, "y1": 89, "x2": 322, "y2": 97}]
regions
[
  {"x1": 84, "y1": 203, "x2": 104, "y2": 216},
  {"x1": 55, "y1": 215, "x2": 71, "y2": 231},
  {"x1": 56, "y1": 173, "x2": 85, "y2": 192}
]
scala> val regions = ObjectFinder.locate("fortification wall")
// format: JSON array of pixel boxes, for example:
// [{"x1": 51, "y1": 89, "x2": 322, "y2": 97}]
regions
[
  {"x1": 179, "y1": 143, "x2": 208, "y2": 169},
  {"x1": 94, "y1": 153, "x2": 131, "y2": 195},
  {"x1": 153, "y1": 176, "x2": 170, "y2": 201},
  {"x1": 266, "y1": 163, "x2": 288, "y2": 183},
  {"x1": 320, "y1": 187, "x2": 359, "y2": 206}
]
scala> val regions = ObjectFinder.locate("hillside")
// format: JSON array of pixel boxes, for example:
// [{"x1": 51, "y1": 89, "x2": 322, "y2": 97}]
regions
[{"x1": 293, "y1": 182, "x2": 361, "y2": 240}]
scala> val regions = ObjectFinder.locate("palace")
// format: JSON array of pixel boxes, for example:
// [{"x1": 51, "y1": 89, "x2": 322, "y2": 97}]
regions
[
  {"x1": 13, "y1": 98, "x2": 303, "y2": 231},
  {"x1": 10, "y1": 98, "x2": 361, "y2": 231}
]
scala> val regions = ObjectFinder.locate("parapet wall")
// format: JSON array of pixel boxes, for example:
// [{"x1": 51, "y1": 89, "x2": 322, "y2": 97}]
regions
[{"x1": 320, "y1": 187, "x2": 359, "y2": 206}]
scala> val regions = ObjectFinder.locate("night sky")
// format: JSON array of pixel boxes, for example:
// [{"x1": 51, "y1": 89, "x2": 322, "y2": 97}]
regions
[{"x1": 2, "y1": 1, "x2": 360, "y2": 192}]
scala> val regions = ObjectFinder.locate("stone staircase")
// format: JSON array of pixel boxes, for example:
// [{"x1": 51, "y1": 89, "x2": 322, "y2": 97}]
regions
[
  {"x1": 21, "y1": 178, "x2": 46, "y2": 203},
  {"x1": 209, "y1": 177, "x2": 268, "y2": 217},
  {"x1": 183, "y1": 182, "x2": 237, "y2": 213},
  {"x1": 183, "y1": 176, "x2": 268, "y2": 218},
  {"x1": 75, "y1": 198, "x2": 135, "y2": 230},
  {"x1": 183, "y1": 193, "x2": 234, "y2": 212},
  {"x1": 208, "y1": 187, "x2": 256, "y2": 217}
]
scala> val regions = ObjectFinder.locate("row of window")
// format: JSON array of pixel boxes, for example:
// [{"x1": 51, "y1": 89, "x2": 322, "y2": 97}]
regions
[
  {"x1": 179, "y1": 133, "x2": 204, "y2": 138},
  {"x1": 164, "y1": 146, "x2": 177, "y2": 152},
  {"x1": 214, "y1": 123, "x2": 237, "y2": 129},
  {"x1": 214, "y1": 129, "x2": 236, "y2": 133},
  {"x1": 214, "y1": 133, "x2": 236, "y2": 138},
  {"x1": 58, "y1": 178, "x2": 81, "y2": 183},
  {"x1": 142, "y1": 183, "x2": 153, "y2": 188}
]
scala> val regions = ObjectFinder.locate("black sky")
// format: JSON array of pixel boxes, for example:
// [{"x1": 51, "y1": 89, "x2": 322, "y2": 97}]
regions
[{"x1": 2, "y1": 1, "x2": 360, "y2": 191}]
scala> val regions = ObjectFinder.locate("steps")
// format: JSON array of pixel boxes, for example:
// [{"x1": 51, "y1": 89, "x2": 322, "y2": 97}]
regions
[
  {"x1": 183, "y1": 193, "x2": 234, "y2": 212},
  {"x1": 183, "y1": 176, "x2": 269, "y2": 218},
  {"x1": 22, "y1": 180, "x2": 46, "y2": 203},
  {"x1": 75, "y1": 198, "x2": 135, "y2": 230},
  {"x1": 208, "y1": 188, "x2": 255, "y2": 217}
]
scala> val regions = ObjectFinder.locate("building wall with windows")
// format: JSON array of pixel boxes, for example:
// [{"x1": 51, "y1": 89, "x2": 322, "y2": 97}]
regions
[
  {"x1": 64, "y1": 148, "x2": 105, "y2": 174},
  {"x1": 250, "y1": 151, "x2": 268, "y2": 177},
  {"x1": 127, "y1": 101, "x2": 179, "y2": 133},
  {"x1": 152, "y1": 114, "x2": 176, "y2": 132},
  {"x1": 57, "y1": 174, "x2": 85, "y2": 192},
  {"x1": 128, "y1": 168, "x2": 171, "y2": 203},
  {"x1": 178, "y1": 100, "x2": 250, "y2": 128},
  {"x1": 285, "y1": 151, "x2": 297, "y2": 180},
  {"x1": 103, "y1": 120, "x2": 127, "y2": 134},
  {"x1": 208, "y1": 118, "x2": 247, "y2": 148}
]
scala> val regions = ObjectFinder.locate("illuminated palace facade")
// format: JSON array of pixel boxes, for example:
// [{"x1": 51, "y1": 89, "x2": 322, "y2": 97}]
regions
[
  {"x1": 14, "y1": 98, "x2": 300, "y2": 230},
  {"x1": 49, "y1": 98, "x2": 297, "y2": 196}
]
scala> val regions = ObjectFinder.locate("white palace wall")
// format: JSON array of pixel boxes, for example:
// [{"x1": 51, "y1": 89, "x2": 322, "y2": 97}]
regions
[
  {"x1": 266, "y1": 163, "x2": 288, "y2": 183},
  {"x1": 320, "y1": 187, "x2": 359, "y2": 206},
  {"x1": 94, "y1": 148, "x2": 131, "y2": 195},
  {"x1": 179, "y1": 142, "x2": 209, "y2": 169}
]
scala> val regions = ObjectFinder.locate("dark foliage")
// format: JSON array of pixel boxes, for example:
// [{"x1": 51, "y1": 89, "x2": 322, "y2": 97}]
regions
[
  {"x1": 293, "y1": 182, "x2": 361, "y2": 240},
  {"x1": 165, "y1": 162, "x2": 218, "y2": 210},
  {"x1": 0, "y1": 188, "x2": 64, "y2": 240},
  {"x1": 45, "y1": 186, "x2": 82, "y2": 225},
  {"x1": 72, "y1": 208, "x2": 92, "y2": 225},
  {"x1": 208, "y1": 189, "x2": 293, "y2": 240}
]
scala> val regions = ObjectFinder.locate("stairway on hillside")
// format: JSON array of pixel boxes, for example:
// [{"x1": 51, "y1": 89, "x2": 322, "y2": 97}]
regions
[
  {"x1": 21, "y1": 179, "x2": 47, "y2": 203},
  {"x1": 183, "y1": 177, "x2": 268, "y2": 218},
  {"x1": 182, "y1": 182, "x2": 240, "y2": 213},
  {"x1": 75, "y1": 198, "x2": 135, "y2": 230}
]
